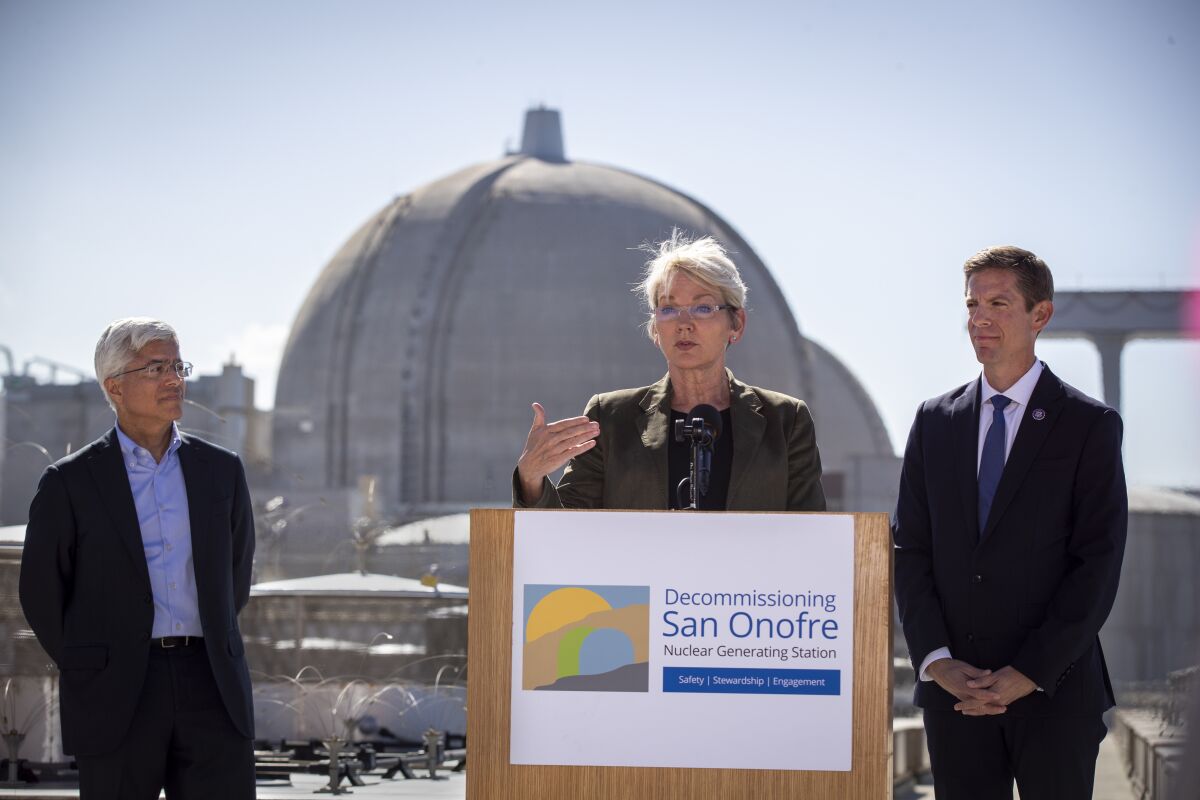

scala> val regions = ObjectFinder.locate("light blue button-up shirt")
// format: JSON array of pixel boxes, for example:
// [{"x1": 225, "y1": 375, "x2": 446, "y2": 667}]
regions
[{"x1": 115, "y1": 423, "x2": 203, "y2": 638}]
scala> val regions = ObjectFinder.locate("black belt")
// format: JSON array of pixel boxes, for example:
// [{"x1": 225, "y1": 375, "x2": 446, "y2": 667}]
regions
[{"x1": 152, "y1": 635, "x2": 203, "y2": 648}]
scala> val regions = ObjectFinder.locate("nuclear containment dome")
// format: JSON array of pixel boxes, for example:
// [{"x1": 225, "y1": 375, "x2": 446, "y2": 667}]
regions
[{"x1": 272, "y1": 108, "x2": 893, "y2": 520}]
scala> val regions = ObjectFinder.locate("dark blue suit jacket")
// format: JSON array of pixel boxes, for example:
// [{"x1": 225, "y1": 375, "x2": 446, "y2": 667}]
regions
[
  {"x1": 893, "y1": 365, "x2": 1126, "y2": 715},
  {"x1": 19, "y1": 429, "x2": 256, "y2": 755}
]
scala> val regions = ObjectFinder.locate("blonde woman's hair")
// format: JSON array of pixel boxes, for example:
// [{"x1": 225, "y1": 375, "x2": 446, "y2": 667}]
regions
[{"x1": 635, "y1": 229, "x2": 747, "y2": 339}]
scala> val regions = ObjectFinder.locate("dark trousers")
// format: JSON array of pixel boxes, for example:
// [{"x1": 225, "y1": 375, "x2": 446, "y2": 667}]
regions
[
  {"x1": 923, "y1": 708, "x2": 1107, "y2": 800},
  {"x1": 76, "y1": 642, "x2": 254, "y2": 800}
]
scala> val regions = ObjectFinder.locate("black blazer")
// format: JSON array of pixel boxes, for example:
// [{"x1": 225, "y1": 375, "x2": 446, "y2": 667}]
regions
[
  {"x1": 514, "y1": 370, "x2": 826, "y2": 511},
  {"x1": 19, "y1": 429, "x2": 255, "y2": 755},
  {"x1": 892, "y1": 365, "x2": 1126, "y2": 716}
]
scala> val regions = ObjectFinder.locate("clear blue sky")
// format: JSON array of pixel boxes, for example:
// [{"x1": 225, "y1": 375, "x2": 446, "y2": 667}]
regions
[{"x1": 2, "y1": 0, "x2": 1197, "y2": 487}]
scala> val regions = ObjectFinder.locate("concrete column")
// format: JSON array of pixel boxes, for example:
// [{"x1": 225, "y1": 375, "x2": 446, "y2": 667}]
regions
[{"x1": 1090, "y1": 332, "x2": 1127, "y2": 413}]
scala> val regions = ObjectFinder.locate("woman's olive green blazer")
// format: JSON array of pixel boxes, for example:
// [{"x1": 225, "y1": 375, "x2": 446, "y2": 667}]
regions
[{"x1": 514, "y1": 370, "x2": 826, "y2": 511}]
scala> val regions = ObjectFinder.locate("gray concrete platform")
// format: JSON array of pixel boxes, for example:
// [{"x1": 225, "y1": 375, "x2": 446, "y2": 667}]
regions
[
  {"x1": 259, "y1": 772, "x2": 467, "y2": 799},
  {"x1": 0, "y1": 730, "x2": 1135, "y2": 799},
  {"x1": 897, "y1": 729, "x2": 1134, "y2": 799},
  {"x1": 0, "y1": 771, "x2": 466, "y2": 799}
]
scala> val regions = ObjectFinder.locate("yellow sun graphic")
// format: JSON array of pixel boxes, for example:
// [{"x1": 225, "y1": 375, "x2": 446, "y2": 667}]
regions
[{"x1": 526, "y1": 587, "x2": 612, "y2": 642}]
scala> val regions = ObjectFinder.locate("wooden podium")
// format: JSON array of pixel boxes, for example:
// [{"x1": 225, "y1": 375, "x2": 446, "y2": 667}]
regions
[{"x1": 466, "y1": 509, "x2": 893, "y2": 799}]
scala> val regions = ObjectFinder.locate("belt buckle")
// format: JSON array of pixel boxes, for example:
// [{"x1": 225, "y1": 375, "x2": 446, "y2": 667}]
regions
[{"x1": 161, "y1": 637, "x2": 177, "y2": 649}]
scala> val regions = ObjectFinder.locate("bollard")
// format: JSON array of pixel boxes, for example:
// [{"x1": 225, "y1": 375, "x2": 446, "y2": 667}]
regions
[
  {"x1": 316, "y1": 735, "x2": 351, "y2": 795},
  {"x1": 1, "y1": 732, "x2": 26, "y2": 787},
  {"x1": 423, "y1": 728, "x2": 445, "y2": 781}
]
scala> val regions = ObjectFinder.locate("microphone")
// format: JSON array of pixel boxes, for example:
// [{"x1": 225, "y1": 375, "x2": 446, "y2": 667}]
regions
[
  {"x1": 674, "y1": 405, "x2": 722, "y2": 509},
  {"x1": 674, "y1": 404, "x2": 722, "y2": 446}
]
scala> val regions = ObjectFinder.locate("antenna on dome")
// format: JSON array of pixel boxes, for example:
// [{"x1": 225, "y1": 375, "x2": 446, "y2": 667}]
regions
[{"x1": 517, "y1": 105, "x2": 566, "y2": 162}]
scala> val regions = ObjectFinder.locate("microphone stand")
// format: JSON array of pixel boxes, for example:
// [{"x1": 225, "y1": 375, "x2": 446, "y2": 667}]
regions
[{"x1": 675, "y1": 418, "x2": 716, "y2": 510}]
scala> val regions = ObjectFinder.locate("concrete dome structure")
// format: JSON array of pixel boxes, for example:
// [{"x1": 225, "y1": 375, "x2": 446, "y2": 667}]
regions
[{"x1": 272, "y1": 108, "x2": 894, "y2": 519}]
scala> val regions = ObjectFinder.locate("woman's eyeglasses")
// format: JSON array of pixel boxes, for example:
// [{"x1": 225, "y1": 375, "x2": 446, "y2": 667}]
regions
[{"x1": 653, "y1": 304, "x2": 736, "y2": 322}]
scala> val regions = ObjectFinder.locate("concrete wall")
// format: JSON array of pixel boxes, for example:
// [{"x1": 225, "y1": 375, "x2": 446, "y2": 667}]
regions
[
  {"x1": 1101, "y1": 502, "x2": 1200, "y2": 684},
  {"x1": 0, "y1": 377, "x2": 112, "y2": 525},
  {"x1": 0, "y1": 385, "x2": 6, "y2": 523},
  {"x1": 0, "y1": 364, "x2": 265, "y2": 525}
]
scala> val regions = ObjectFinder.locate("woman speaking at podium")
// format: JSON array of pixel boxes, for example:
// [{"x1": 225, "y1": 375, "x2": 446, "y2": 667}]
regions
[{"x1": 513, "y1": 231, "x2": 826, "y2": 512}]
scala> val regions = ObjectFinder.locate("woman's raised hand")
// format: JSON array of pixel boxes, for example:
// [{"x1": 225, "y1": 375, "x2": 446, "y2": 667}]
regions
[{"x1": 517, "y1": 402, "x2": 599, "y2": 503}]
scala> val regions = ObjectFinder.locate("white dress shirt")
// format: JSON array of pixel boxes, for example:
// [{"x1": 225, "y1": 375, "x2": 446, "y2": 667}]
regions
[{"x1": 919, "y1": 360, "x2": 1044, "y2": 682}]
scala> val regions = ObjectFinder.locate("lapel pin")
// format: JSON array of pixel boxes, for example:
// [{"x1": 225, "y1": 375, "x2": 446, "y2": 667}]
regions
[{"x1": 1032, "y1": 408, "x2": 1046, "y2": 421}]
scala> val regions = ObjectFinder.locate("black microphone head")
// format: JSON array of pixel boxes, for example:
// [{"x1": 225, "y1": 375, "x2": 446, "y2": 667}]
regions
[{"x1": 689, "y1": 404, "x2": 722, "y2": 440}]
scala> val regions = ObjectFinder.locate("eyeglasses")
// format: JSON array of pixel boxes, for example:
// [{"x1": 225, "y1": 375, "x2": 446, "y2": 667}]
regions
[
  {"x1": 653, "y1": 304, "x2": 736, "y2": 322},
  {"x1": 110, "y1": 360, "x2": 193, "y2": 380}
]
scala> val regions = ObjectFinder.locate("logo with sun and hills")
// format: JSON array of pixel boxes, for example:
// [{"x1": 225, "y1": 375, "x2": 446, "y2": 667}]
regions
[{"x1": 522, "y1": 584, "x2": 650, "y2": 692}]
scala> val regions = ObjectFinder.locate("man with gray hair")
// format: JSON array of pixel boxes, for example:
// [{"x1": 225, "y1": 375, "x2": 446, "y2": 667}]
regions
[{"x1": 19, "y1": 318, "x2": 255, "y2": 799}]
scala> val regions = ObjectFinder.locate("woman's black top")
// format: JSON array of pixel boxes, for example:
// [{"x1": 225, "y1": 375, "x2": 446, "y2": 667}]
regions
[{"x1": 667, "y1": 408, "x2": 733, "y2": 510}]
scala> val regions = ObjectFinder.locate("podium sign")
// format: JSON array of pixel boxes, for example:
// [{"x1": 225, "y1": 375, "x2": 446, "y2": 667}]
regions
[
  {"x1": 467, "y1": 509, "x2": 892, "y2": 800},
  {"x1": 511, "y1": 511, "x2": 854, "y2": 771}
]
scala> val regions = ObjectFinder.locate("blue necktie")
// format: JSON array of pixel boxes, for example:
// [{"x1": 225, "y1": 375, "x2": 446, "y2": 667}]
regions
[{"x1": 978, "y1": 395, "x2": 1012, "y2": 535}]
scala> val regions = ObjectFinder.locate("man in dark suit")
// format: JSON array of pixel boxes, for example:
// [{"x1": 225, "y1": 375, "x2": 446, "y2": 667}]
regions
[
  {"x1": 19, "y1": 318, "x2": 256, "y2": 800},
  {"x1": 893, "y1": 247, "x2": 1127, "y2": 800}
]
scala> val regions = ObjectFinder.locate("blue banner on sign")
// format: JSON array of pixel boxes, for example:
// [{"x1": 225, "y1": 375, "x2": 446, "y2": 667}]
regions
[{"x1": 663, "y1": 666, "x2": 841, "y2": 695}]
